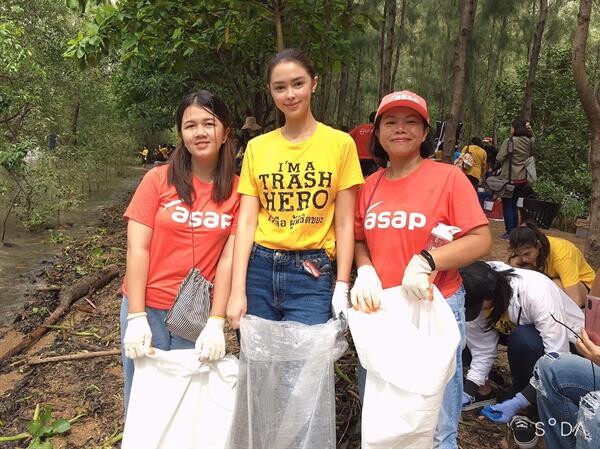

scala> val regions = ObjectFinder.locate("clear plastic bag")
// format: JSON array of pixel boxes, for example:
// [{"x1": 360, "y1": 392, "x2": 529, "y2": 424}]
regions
[{"x1": 226, "y1": 315, "x2": 348, "y2": 449}]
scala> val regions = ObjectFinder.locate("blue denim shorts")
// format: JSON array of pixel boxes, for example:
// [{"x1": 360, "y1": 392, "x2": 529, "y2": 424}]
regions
[{"x1": 245, "y1": 243, "x2": 334, "y2": 325}]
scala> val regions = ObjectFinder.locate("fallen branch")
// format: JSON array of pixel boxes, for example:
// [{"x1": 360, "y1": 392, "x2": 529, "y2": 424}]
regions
[
  {"x1": 35, "y1": 285, "x2": 61, "y2": 293},
  {"x1": 0, "y1": 265, "x2": 119, "y2": 363},
  {"x1": 29, "y1": 349, "x2": 120, "y2": 365}
]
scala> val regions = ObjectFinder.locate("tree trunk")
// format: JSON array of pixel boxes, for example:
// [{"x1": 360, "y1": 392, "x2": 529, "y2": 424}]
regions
[
  {"x1": 316, "y1": 70, "x2": 332, "y2": 121},
  {"x1": 391, "y1": 0, "x2": 407, "y2": 91},
  {"x1": 69, "y1": 101, "x2": 80, "y2": 146},
  {"x1": 573, "y1": 0, "x2": 600, "y2": 267},
  {"x1": 379, "y1": 0, "x2": 396, "y2": 97},
  {"x1": 442, "y1": 0, "x2": 478, "y2": 162},
  {"x1": 521, "y1": 0, "x2": 548, "y2": 121},
  {"x1": 349, "y1": 44, "x2": 364, "y2": 126},
  {"x1": 0, "y1": 265, "x2": 119, "y2": 362},
  {"x1": 273, "y1": 0, "x2": 285, "y2": 52},
  {"x1": 336, "y1": 63, "x2": 350, "y2": 128},
  {"x1": 330, "y1": 71, "x2": 340, "y2": 121}
]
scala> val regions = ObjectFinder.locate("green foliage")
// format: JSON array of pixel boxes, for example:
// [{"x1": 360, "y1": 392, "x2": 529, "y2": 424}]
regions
[
  {"x1": 64, "y1": 0, "x2": 374, "y2": 126},
  {"x1": 534, "y1": 177, "x2": 589, "y2": 232},
  {"x1": 26, "y1": 404, "x2": 71, "y2": 449},
  {"x1": 0, "y1": 141, "x2": 30, "y2": 173},
  {"x1": 493, "y1": 44, "x2": 594, "y2": 230},
  {"x1": 31, "y1": 306, "x2": 49, "y2": 316},
  {"x1": 0, "y1": 0, "x2": 139, "y2": 234}
]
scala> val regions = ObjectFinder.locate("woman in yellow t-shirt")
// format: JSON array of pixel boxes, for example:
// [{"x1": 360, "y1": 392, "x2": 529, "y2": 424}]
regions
[
  {"x1": 508, "y1": 221, "x2": 595, "y2": 307},
  {"x1": 226, "y1": 48, "x2": 364, "y2": 329}
]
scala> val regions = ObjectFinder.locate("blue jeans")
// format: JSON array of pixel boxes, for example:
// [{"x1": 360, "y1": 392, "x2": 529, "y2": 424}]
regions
[
  {"x1": 119, "y1": 297, "x2": 195, "y2": 413},
  {"x1": 501, "y1": 183, "x2": 530, "y2": 233},
  {"x1": 507, "y1": 324, "x2": 544, "y2": 393},
  {"x1": 356, "y1": 287, "x2": 466, "y2": 449},
  {"x1": 478, "y1": 191, "x2": 492, "y2": 209},
  {"x1": 535, "y1": 352, "x2": 600, "y2": 449},
  {"x1": 433, "y1": 286, "x2": 466, "y2": 449},
  {"x1": 502, "y1": 196, "x2": 518, "y2": 233},
  {"x1": 245, "y1": 243, "x2": 334, "y2": 325}
]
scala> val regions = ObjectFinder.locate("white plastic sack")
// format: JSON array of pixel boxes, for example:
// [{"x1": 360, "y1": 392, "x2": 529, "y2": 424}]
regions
[
  {"x1": 348, "y1": 286, "x2": 460, "y2": 449},
  {"x1": 122, "y1": 349, "x2": 238, "y2": 449},
  {"x1": 226, "y1": 315, "x2": 348, "y2": 449}
]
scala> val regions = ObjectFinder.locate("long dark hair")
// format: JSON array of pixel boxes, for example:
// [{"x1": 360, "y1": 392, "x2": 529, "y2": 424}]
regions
[
  {"x1": 508, "y1": 221, "x2": 551, "y2": 272},
  {"x1": 512, "y1": 119, "x2": 533, "y2": 138},
  {"x1": 460, "y1": 261, "x2": 515, "y2": 330},
  {"x1": 168, "y1": 90, "x2": 235, "y2": 205},
  {"x1": 369, "y1": 115, "x2": 433, "y2": 166}
]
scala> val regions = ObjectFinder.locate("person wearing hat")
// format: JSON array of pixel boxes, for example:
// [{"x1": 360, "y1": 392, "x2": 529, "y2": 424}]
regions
[
  {"x1": 241, "y1": 116, "x2": 262, "y2": 133},
  {"x1": 351, "y1": 90, "x2": 492, "y2": 449},
  {"x1": 461, "y1": 261, "x2": 583, "y2": 446},
  {"x1": 457, "y1": 136, "x2": 487, "y2": 190}
]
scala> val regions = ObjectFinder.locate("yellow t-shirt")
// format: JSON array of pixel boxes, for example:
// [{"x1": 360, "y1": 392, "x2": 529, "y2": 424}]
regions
[
  {"x1": 238, "y1": 122, "x2": 364, "y2": 258},
  {"x1": 460, "y1": 144, "x2": 487, "y2": 180},
  {"x1": 546, "y1": 236, "x2": 595, "y2": 288}
]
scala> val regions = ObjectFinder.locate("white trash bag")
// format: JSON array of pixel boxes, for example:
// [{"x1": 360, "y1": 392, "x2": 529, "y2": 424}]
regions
[
  {"x1": 348, "y1": 286, "x2": 460, "y2": 449},
  {"x1": 122, "y1": 349, "x2": 238, "y2": 449},
  {"x1": 226, "y1": 315, "x2": 348, "y2": 449}
]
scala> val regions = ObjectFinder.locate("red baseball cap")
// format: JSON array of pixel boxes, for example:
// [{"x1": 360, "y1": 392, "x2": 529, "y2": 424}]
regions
[{"x1": 375, "y1": 90, "x2": 429, "y2": 124}]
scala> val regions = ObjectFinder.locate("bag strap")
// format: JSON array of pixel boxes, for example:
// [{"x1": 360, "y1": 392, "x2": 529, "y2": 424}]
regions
[
  {"x1": 189, "y1": 195, "x2": 212, "y2": 269},
  {"x1": 191, "y1": 221, "x2": 196, "y2": 268},
  {"x1": 507, "y1": 137, "x2": 514, "y2": 183},
  {"x1": 366, "y1": 169, "x2": 386, "y2": 210}
]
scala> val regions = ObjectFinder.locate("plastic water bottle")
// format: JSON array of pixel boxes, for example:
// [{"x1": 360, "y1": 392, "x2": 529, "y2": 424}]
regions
[{"x1": 425, "y1": 223, "x2": 462, "y2": 282}]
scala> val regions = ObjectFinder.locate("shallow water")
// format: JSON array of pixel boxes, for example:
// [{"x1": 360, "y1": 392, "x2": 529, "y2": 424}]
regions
[{"x1": 0, "y1": 167, "x2": 142, "y2": 326}]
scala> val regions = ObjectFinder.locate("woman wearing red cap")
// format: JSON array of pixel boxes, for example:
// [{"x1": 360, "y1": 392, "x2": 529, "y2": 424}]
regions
[{"x1": 351, "y1": 90, "x2": 492, "y2": 448}]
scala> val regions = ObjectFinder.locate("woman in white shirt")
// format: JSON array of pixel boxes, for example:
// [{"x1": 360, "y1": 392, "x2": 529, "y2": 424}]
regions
[{"x1": 461, "y1": 260, "x2": 583, "y2": 421}]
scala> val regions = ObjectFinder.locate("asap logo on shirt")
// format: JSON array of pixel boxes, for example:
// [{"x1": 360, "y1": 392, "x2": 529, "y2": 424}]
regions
[
  {"x1": 163, "y1": 200, "x2": 232, "y2": 229},
  {"x1": 364, "y1": 201, "x2": 426, "y2": 230}
]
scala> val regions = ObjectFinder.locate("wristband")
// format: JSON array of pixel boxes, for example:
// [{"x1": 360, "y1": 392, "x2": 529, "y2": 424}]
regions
[
  {"x1": 209, "y1": 315, "x2": 225, "y2": 320},
  {"x1": 127, "y1": 311, "x2": 147, "y2": 321},
  {"x1": 419, "y1": 250, "x2": 436, "y2": 271}
]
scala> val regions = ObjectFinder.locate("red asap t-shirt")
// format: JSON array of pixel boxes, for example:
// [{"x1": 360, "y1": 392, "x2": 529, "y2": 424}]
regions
[
  {"x1": 354, "y1": 160, "x2": 488, "y2": 298},
  {"x1": 122, "y1": 165, "x2": 239, "y2": 309}
]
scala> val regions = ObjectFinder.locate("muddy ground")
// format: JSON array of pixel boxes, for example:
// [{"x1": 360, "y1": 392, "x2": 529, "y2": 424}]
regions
[{"x1": 0, "y1": 189, "x2": 587, "y2": 449}]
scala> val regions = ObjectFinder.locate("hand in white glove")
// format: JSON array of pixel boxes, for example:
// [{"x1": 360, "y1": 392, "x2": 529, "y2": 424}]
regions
[
  {"x1": 123, "y1": 313, "x2": 152, "y2": 359},
  {"x1": 195, "y1": 317, "x2": 226, "y2": 362},
  {"x1": 350, "y1": 265, "x2": 383, "y2": 312},
  {"x1": 331, "y1": 281, "x2": 350, "y2": 322},
  {"x1": 401, "y1": 254, "x2": 433, "y2": 301}
]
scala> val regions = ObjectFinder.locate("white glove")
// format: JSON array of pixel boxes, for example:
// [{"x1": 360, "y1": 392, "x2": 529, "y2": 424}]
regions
[
  {"x1": 350, "y1": 265, "x2": 383, "y2": 312},
  {"x1": 401, "y1": 254, "x2": 433, "y2": 301},
  {"x1": 123, "y1": 313, "x2": 152, "y2": 359},
  {"x1": 331, "y1": 281, "x2": 350, "y2": 321},
  {"x1": 195, "y1": 317, "x2": 226, "y2": 361}
]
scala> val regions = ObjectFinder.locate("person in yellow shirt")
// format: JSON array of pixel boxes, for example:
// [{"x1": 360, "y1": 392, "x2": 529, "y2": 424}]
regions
[
  {"x1": 140, "y1": 145, "x2": 149, "y2": 167},
  {"x1": 226, "y1": 48, "x2": 364, "y2": 329},
  {"x1": 458, "y1": 137, "x2": 487, "y2": 190},
  {"x1": 508, "y1": 221, "x2": 594, "y2": 307}
]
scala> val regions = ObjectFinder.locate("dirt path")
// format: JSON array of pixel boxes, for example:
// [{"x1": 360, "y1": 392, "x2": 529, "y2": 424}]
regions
[{"x1": 0, "y1": 202, "x2": 586, "y2": 448}]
